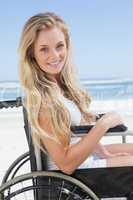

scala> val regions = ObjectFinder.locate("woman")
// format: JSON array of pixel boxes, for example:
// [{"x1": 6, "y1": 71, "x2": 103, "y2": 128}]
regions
[{"x1": 19, "y1": 12, "x2": 133, "y2": 175}]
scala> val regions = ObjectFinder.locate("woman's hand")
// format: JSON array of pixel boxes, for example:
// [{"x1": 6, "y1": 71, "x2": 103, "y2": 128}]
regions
[
  {"x1": 80, "y1": 112, "x2": 96, "y2": 125},
  {"x1": 94, "y1": 143, "x2": 131, "y2": 159},
  {"x1": 98, "y1": 112, "x2": 123, "y2": 131},
  {"x1": 99, "y1": 150, "x2": 131, "y2": 159}
]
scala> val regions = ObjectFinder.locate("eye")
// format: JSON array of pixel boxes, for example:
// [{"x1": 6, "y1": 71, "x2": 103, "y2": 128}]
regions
[
  {"x1": 56, "y1": 43, "x2": 64, "y2": 50},
  {"x1": 40, "y1": 47, "x2": 48, "y2": 53}
]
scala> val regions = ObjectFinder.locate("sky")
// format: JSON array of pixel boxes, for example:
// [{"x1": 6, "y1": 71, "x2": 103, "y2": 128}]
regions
[{"x1": 0, "y1": 0, "x2": 133, "y2": 81}]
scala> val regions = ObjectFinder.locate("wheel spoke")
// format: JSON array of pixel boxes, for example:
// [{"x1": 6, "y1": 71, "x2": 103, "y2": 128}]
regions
[
  {"x1": 65, "y1": 186, "x2": 77, "y2": 200},
  {"x1": 48, "y1": 177, "x2": 51, "y2": 200},
  {"x1": 0, "y1": 172, "x2": 99, "y2": 200},
  {"x1": 58, "y1": 180, "x2": 64, "y2": 200}
]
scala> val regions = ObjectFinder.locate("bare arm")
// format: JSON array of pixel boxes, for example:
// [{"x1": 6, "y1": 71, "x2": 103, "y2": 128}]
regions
[
  {"x1": 93, "y1": 143, "x2": 131, "y2": 158},
  {"x1": 92, "y1": 143, "x2": 112, "y2": 158},
  {"x1": 38, "y1": 111, "x2": 122, "y2": 174},
  {"x1": 61, "y1": 122, "x2": 108, "y2": 173}
]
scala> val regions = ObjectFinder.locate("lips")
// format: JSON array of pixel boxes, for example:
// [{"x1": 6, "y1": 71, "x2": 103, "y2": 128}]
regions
[{"x1": 48, "y1": 60, "x2": 61, "y2": 67}]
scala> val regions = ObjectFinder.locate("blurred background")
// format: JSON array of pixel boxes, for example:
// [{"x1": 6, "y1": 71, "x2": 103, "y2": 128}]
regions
[
  {"x1": 0, "y1": 0, "x2": 133, "y2": 110},
  {"x1": 0, "y1": 0, "x2": 133, "y2": 81},
  {"x1": 0, "y1": 0, "x2": 133, "y2": 183}
]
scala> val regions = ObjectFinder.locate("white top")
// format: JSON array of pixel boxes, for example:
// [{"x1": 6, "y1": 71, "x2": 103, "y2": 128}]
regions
[
  {"x1": 58, "y1": 94, "x2": 82, "y2": 126},
  {"x1": 47, "y1": 94, "x2": 83, "y2": 169},
  {"x1": 47, "y1": 94, "x2": 106, "y2": 170},
  {"x1": 35, "y1": 94, "x2": 107, "y2": 170}
]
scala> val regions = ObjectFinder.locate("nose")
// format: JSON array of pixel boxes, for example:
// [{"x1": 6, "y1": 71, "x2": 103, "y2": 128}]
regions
[{"x1": 49, "y1": 49, "x2": 59, "y2": 60}]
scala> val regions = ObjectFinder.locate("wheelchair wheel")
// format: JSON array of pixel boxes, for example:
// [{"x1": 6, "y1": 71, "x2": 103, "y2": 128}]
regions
[
  {"x1": 0, "y1": 171, "x2": 99, "y2": 200},
  {"x1": 2, "y1": 152, "x2": 30, "y2": 184}
]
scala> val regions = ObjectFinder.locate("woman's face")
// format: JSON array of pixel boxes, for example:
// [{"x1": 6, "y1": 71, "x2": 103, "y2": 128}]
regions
[{"x1": 34, "y1": 27, "x2": 67, "y2": 80}]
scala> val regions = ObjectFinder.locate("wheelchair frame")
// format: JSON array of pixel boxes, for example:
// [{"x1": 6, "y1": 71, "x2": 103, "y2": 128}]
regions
[{"x1": 0, "y1": 97, "x2": 133, "y2": 200}]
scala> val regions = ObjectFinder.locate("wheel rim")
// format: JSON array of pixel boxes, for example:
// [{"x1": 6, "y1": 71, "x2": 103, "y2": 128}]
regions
[{"x1": 0, "y1": 171, "x2": 99, "y2": 200}]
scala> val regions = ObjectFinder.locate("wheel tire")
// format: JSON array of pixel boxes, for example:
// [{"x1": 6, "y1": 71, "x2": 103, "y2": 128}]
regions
[{"x1": 0, "y1": 171, "x2": 99, "y2": 200}]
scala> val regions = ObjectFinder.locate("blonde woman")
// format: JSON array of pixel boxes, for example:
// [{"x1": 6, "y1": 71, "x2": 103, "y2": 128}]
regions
[{"x1": 19, "y1": 12, "x2": 133, "y2": 175}]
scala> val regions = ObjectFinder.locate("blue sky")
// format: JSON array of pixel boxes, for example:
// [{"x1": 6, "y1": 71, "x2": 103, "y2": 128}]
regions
[{"x1": 0, "y1": 0, "x2": 133, "y2": 81}]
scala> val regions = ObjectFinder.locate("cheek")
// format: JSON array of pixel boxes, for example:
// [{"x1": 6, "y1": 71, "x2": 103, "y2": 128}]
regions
[
  {"x1": 35, "y1": 53, "x2": 46, "y2": 65},
  {"x1": 37, "y1": 63, "x2": 48, "y2": 73},
  {"x1": 61, "y1": 49, "x2": 67, "y2": 59},
  {"x1": 34, "y1": 56, "x2": 47, "y2": 72},
  {"x1": 34, "y1": 48, "x2": 45, "y2": 63}
]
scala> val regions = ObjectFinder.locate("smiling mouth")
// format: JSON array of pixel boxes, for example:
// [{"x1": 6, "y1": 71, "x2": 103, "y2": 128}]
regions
[{"x1": 48, "y1": 60, "x2": 61, "y2": 67}]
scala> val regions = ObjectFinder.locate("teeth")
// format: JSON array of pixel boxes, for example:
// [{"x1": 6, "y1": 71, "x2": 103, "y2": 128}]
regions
[
  {"x1": 50, "y1": 61, "x2": 59, "y2": 65},
  {"x1": 48, "y1": 61, "x2": 61, "y2": 67}
]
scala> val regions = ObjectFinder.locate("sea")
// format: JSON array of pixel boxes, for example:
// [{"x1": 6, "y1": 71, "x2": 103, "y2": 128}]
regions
[{"x1": 0, "y1": 78, "x2": 133, "y2": 114}]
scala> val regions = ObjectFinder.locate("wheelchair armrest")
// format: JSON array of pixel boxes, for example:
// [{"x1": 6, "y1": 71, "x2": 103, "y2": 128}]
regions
[
  {"x1": 71, "y1": 124, "x2": 128, "y2": 134},
  {"x1": 71, "y1": 125, "x2": 133, "y2": 138},
  {"x1": 71, "y1": 112, "x2": 131, "y2": 137},
  {"x1": 0, "y1": 97, "x2": 22, "y2": 109},
  {"x1": 105, "y1": 129, "x2": 133, "y2": 136}
]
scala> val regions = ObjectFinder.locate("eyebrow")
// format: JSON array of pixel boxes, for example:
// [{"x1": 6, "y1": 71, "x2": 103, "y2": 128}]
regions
[{"x1": 40, "y1": 41, "x2": 64, "y2": 47}]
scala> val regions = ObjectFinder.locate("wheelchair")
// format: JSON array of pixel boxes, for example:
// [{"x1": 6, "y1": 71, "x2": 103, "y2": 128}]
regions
[{"x1": 0, "y1": 97, "x2": 133, "y2": 200}]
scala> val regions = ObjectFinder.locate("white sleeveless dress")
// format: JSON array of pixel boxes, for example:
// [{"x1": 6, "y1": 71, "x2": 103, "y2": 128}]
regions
[{"x1": 47, "y1": 94, "x2": 106, "y2": 169}]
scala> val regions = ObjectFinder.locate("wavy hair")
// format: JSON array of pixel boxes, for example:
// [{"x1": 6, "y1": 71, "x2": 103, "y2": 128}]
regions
[{"x1": 19, "y1": 12, "x2": 92, "y2": 150}]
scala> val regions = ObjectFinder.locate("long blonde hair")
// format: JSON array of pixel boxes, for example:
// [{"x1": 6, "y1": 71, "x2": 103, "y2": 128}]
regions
[{"x1": 19, "y1": 12, "x2": 91, "y2": 150}]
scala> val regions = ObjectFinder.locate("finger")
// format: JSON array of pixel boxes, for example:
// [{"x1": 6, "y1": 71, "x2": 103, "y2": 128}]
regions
[{"x1": 116, "y1": 152, "x2": 131, "y2": 156}]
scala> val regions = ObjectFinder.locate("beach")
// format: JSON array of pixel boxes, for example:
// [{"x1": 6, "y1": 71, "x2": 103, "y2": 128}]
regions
[{"x1": 0, "y1": 107, "x2": 29, "y2": 183}]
